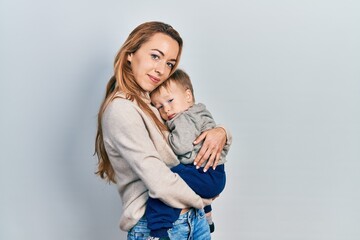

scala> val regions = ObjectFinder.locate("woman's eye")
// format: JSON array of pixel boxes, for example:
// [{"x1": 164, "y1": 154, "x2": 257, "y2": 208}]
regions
[
  {"x1": 168, "y1": 99, "x2": 174, "y2": 103},
  {"x1": 151, "y1": 54, "x2": 160, "y2": 60},
  {"x1": 167, "y1": 62, "x2": 175, "y2": 69},
  {"x1": 157, "y1": 105, "x2": 163, "y2": 109}
]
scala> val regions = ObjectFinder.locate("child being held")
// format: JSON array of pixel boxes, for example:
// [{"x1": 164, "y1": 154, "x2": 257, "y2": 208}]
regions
[{"x1": 146, "y1": 69, "x2": 230, "y2": 240}]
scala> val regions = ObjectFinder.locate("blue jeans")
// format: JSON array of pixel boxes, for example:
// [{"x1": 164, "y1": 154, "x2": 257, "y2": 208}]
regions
[
  {"x1": 146, "y1": 164, "x2": 225, "y2": 237},
  {"x1": 127, "y1": 208, "x2": 211, "y2": 240}
]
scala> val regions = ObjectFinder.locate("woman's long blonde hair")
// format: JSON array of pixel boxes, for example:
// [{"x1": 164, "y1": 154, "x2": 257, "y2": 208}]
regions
[{"x1": 95, "y1": 22, "x2": 183, "y2": 183}]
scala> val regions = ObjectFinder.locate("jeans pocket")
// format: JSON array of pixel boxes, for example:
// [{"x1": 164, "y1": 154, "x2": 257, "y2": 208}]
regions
[{"x1": 127, "y1": 219, "x2": 150, "y2": 240}]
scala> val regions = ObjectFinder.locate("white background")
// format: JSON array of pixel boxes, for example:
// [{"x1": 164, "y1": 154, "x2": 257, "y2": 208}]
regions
[{"x1": 1, "y1": 0, "x2": 359, "y2": 239}]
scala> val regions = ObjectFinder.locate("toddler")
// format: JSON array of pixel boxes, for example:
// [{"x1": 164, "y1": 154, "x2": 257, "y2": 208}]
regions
[{"x1": 146, "y1": 69, "x2": 230, "y2": 240}]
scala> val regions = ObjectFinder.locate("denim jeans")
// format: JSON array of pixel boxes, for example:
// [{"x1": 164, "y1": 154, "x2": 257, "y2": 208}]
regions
[
  {"x1": 127, "y1": 208, "x2": 211, "y2": 240},
  {"x1": 146, "y1": 164, "x2": 225, "y2": 237}
]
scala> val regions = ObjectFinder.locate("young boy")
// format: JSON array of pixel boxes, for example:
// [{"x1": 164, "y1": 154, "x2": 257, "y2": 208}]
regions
[{"x1": 146, "y1": 69, "x2": 230, "y2": 240}]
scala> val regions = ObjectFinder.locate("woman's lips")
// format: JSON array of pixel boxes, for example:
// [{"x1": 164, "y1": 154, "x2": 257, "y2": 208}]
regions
[{"x1": 148, "y1": 74, "x2": 160, "y2": 84}]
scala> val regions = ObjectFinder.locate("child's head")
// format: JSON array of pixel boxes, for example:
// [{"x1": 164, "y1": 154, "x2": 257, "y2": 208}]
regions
[{"x1": 150, "y1": 69, "x2": 195, "y2": 121}]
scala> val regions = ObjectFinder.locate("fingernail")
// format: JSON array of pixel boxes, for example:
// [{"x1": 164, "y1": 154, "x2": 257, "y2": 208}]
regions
[
  {"x1": 196, "y1": 166, "x2": 200, "y2": 169},
  {"x1": 193, "y1": 162, "x2": 197, "y2": 165},
  {"x1": 203, "y1": 168, "x2": 207, "y2": 172}
]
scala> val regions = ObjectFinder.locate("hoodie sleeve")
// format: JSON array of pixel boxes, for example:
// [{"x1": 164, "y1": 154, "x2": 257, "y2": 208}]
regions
[{"x1": 166, "y1": 112, "x2": 199, "y2": 157}]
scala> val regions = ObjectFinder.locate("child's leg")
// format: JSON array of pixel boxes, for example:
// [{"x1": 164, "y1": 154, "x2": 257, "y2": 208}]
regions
[
  {"x1": 205, "y1": 211, "x2": 215, "y2": 233},
  {"x1": 145, "y1": 164, "x2": 225, "y2": 238},
  {"x1": 171, "y1": 164, "x2": 226, "y2": 234},
  {"x1": 203, "y1": 205, "x2": 212, "y2": 214},
  {"x1": 145, "y1": 197, "x2": 181, "y2": 238},
  {"x1": 171, "y1": 164, "x2": 226, "y2": 198}
]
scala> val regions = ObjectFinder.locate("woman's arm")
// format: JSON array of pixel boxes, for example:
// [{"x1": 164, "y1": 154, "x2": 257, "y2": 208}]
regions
[
  {"x1": 193, "y1": 126, "x2": 232, "y2": 171},
  {"x1": 103, "y1": 99, "x2": 207, "y2": 209}
]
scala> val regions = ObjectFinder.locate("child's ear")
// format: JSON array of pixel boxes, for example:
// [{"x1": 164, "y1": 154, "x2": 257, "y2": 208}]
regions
[{"x1": 185, "y1": 89, "x2": 193, "y2": 103}]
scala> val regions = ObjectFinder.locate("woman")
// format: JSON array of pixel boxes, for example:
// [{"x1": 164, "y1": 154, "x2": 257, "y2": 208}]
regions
[{"x1": 95, "y1": 21, "x2": 231, "y2": 240}]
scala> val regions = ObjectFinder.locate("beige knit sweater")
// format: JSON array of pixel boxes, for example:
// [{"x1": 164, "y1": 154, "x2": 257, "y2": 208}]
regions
[{"x1": 102, "y1": 92, "x2": 231, "y2": 231}]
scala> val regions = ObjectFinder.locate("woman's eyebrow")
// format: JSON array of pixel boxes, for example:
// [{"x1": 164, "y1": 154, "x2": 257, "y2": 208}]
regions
[
  {"x1": 151, "y1": 49, "x2": 177, "y2": 62},
  {"x1": 151, "y1": 49, "x2": 164, "y2": 56}
]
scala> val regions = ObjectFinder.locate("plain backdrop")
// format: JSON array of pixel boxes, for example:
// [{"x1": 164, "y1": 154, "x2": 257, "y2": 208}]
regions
[{"x1": 1, "y1": 0, "x2": 359, "y2": 239}]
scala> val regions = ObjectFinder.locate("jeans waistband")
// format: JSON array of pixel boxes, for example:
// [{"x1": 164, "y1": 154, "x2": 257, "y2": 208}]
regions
[{"x1": 178, "y1": 208, "x2": 204, "y2": 220}]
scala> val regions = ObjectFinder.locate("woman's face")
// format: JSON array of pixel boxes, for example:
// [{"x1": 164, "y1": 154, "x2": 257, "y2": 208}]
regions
[{"x1": 127, "y1": 33, "x2": 180, "y2": 92}]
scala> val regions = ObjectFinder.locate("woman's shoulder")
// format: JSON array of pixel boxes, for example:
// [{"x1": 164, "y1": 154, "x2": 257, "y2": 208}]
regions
[
  {"x1": 109, "y1": 96, "x2": 136, "y2": 107},
  {"x1": 107, "y1": 92, "x2": 147, "y2": 110},
  {"x1": 104, "y1": 97, "x2": 142, "y2": 120}
]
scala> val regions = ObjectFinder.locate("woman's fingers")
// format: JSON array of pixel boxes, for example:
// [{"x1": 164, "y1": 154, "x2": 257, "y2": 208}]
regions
[
  {"x1": 193, "y1": 131, "x2": 206, "y2": 145},
  {"x1": 194, "y1": 128, "x2": 226, "y2": 171},
  {"x1": 212, "y1": 151, "x2": 222, "y2": 170},
  {"x1": 193, "y1": 131, "x2": 208, "y2": 166},
  {"x1": 203, "y1": 151, "x2": 216, "y2": 172}
]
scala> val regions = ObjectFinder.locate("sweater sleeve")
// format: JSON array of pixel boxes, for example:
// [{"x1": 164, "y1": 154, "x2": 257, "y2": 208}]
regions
[
  {"x1": 102, "y1": 100, "x2": 204, "y2": 209},
  {"x1": 167, "y1": 113, "x2": 199, "y2": 157}
]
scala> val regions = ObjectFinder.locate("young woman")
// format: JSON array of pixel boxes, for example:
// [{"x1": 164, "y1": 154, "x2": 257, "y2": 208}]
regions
[{"x1": 95, "y1": 21, "x2": 231, "y2": 240}]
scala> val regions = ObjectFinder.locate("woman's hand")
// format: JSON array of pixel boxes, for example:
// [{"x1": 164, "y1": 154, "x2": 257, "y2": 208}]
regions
[
  {"x1": 202, "y1": 195, "x2": 219, "y2": 208},
  {"x1": 193, "y1": 127, "x2": 227, "y2": 172}
]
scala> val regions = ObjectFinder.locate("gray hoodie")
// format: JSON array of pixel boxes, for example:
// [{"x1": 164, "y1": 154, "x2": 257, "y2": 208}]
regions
[{"x1": 167, "y1": 103, "x2": 229, "y2": 166}]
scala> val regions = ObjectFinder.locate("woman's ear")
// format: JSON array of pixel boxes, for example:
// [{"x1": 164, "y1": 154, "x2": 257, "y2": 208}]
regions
[{"x1": 127, "y1": 53, "x2": 133, "y2": 62}]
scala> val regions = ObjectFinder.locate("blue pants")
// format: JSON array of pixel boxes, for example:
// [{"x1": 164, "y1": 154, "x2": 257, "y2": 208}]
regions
[
  {"x1": 145, "y1": 164, "x2": 226, "y2": 237},
  {"x1": 128, "y1": 208, "x2": 211, "y2": 240}
]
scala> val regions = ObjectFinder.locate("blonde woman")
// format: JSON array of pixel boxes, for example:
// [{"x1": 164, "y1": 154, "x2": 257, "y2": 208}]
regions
[{"x1": 95, "y1": 21, "x2": 231, "y2": 240}]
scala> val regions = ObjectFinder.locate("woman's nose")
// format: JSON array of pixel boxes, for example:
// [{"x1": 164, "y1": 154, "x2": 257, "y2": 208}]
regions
[{"x1": 154, "y1": 62, "x2": 166, "y2": 75}]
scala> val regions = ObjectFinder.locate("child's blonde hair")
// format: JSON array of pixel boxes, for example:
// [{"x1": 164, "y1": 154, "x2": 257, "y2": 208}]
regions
[{"x1": 151, "y1": 69, "x2": 195, "y2": 102}]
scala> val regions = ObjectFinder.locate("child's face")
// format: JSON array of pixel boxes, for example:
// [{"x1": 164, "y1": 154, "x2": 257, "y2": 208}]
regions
[{"x1": 151, "y1": 81, "x2": 193, "y2": 121}]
